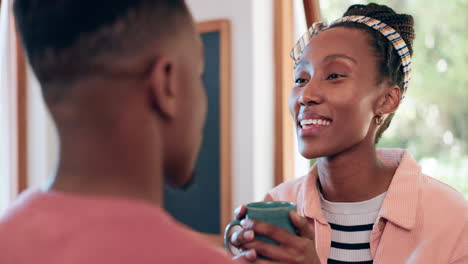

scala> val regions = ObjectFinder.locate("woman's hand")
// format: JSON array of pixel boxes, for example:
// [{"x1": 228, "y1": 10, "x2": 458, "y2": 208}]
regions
[{"x1": 229, "y1": 206, "x2": 320, "y2": 264}]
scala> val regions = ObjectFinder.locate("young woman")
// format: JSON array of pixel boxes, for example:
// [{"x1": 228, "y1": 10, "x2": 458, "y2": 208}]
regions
[{"x1": 231, "y1": 3, "x2": 467, "y2": 264}]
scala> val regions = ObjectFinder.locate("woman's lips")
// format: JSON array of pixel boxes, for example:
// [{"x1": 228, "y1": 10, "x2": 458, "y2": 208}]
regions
[{"x1": 297, "y1": 114, "x2": 333, "y2": 136}]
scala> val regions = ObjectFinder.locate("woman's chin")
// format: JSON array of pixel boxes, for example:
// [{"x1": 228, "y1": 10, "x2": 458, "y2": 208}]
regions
[
  {"x1": 299, "y1": 148, "x2": 322, "y2": 160},
  {"x1": 298, "y1": 137, "x2": 334, "y2": 159},
  {"x1": 299, "y1": 144, "x2": 341, "y2": 160}
]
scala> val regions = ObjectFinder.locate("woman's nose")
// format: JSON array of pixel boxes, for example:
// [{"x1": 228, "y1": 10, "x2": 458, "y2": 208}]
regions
[{"x1": 299, "y1": 82, "x2": 323, "y2": 106}]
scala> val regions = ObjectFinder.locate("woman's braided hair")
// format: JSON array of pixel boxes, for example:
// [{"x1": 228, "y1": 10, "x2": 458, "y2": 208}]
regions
[{"x1": 329, "y1": 3, "x2": 415, "y2": 143}]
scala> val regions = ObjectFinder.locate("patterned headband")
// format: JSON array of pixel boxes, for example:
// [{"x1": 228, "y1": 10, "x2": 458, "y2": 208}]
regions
[{"x1": 290, "y1": 15, "x2": 412, "y2": 97}]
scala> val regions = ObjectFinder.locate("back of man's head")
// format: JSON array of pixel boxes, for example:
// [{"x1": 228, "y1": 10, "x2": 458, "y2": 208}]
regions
[
  {"x1": 13, "y1": 0, "x2": 189, "y2": 101},
  {"x1": 13, "y1": 0, "x2": 207, "y2": 189}
]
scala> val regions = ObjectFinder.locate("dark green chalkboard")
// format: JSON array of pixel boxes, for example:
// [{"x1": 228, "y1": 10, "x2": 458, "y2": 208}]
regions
[{"x1": 164, "y1": 20, "x2": 231, "y2": 235}]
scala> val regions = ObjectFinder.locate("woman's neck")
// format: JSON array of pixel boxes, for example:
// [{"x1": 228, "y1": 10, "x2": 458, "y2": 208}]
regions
[{"x1": 317, "y1": 143, "x2": 396, "y2": 203}]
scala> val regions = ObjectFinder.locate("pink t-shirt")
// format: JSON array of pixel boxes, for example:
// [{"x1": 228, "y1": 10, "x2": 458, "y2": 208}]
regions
[{"x1": 0, "y1": 189, "x2": 236, "y2": 264}]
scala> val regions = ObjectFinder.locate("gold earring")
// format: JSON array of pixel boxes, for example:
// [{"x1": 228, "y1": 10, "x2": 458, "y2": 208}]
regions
[{"x1": 375, "y1": 112, "x2": 384, "y2": 125}]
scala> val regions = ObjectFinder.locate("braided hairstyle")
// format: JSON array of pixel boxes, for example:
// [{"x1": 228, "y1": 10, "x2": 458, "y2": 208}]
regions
[{"x1": 329, "y1": 3, "x2": 415, "y2": 143}]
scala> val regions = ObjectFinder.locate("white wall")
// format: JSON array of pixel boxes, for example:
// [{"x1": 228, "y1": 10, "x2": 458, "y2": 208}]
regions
[
  {"x1": 27, "y1": 67, "x2": 58, "y2": 188},
  {"x1": 0, "y1": 0, "x2": 19, "y2": 213},
  {"x1": 251, "y1": 0, "x2": 275, "y2": 202},
  {"x1": 26, "y1": 0, "x2": 276, "y2": 212}
]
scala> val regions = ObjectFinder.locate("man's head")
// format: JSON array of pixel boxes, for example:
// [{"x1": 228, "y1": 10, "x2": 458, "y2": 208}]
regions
[{"x1": 14, "y1": 0, "x2": 207, "y2": 187}]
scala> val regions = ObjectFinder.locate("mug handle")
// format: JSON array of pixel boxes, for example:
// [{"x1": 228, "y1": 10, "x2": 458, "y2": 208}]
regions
[{"x1": 224, "y1": 219, "x2": 242, "y2": 254}]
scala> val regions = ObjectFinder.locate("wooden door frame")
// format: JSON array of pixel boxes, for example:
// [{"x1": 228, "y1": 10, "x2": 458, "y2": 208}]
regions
[
  {"x1": 274, "y1": 0, "x2": 295, "y2": 186},
  {"x1": 274, "y1": 0, "x2": 321, "y2": 186},
  {"x1": 197, "y1": 19, "x2": 232, "y2": 234},
  {"x1": 303, "y1": 0, "x2": 321, "y2": 28},
  {"x1": 6, "y1": 0, "x2": 29, "y2": 194},
  {"x1": 16, "y1": 28, "x2": 28, "y2": 194}
]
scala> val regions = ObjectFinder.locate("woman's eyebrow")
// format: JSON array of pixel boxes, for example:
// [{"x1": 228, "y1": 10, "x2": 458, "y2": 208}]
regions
[
  {"x1": 295, "y1": 54, "x2": 356, "y2": 69},
  {"x1": 294, "y1": 60, "x2": 310, "y2": 69},
  {"x1": 323, "y1": 54, "x2": 357, "y2": 64}
]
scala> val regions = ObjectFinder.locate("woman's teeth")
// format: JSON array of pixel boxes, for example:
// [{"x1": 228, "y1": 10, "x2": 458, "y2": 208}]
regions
[{"x1": 300, "y1": 119, "x2": 331, "y2": 127}]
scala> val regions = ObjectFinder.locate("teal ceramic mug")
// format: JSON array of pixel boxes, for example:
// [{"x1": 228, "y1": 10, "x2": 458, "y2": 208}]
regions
[{"x1": 224, "y1": 201, "x2": 297, "y2": 256}]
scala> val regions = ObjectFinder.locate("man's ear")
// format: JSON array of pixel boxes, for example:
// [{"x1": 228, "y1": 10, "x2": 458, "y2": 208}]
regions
[
  {"x1": 148, "y1": 56, "x2": 177, "y2": 119},
  {"x1": 376, "y1": 84, "x2": 401, "y2": 115}
]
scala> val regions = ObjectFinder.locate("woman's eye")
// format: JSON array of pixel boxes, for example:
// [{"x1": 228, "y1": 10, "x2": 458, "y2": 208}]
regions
[
  {"x1": 326, "y1": 73, "x2": 345, "y2": 80},
  {"x1": 295, "y1": 78, "x2": 309, "y2": 84}
]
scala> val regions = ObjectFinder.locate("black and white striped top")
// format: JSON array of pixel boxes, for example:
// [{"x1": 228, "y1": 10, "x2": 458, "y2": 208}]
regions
[{"x1": 320, "y1": 192, "x2": 386, "y2": 264}]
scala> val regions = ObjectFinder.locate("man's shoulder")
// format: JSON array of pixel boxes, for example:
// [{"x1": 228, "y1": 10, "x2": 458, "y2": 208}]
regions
[
  {"x1": 0, "y1": 190, "x2": 237, "y2": 263},
  {"x1": 97, "y1": 219, "x2": 235, "y2": 263},
  {"x1": 78, "y1": 207, "x2": 237, "y2": 263},
  {"x1": 0, "y1": 189, "x2": 43, "y2": 232}
]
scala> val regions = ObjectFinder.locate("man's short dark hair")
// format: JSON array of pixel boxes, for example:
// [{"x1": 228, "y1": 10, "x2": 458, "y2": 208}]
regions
[{"x1": 13, "y1": 0, "x2": 188, "y2": 93}]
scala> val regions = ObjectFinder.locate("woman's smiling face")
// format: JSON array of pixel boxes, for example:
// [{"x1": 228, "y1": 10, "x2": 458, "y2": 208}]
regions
[{"x1": 290, "y1": 26, "x2": 386, "y2": 159}]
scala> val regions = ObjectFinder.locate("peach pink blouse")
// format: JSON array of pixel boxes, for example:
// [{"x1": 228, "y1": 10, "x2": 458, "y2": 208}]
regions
[{"x1": 266, "y1": 149, "x2": 468, "y2": 264}]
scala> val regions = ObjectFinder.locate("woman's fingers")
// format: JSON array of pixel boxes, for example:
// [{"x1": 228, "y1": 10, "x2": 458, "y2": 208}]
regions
[
  {"x1": 229, "y1": 205, "x2": 250, "y2": 248},
  {"x1": 229, "y1": 209, "x2": 317, "y2": 263},
  {"x1": 233, "y1": 249, "x2": 257, "y2": 262},
  {"x1": 234, "y1": 205, "x2": 247, "y2": 219},
  {"x1": 241, "y1": 219, "x2": 302, "y2": 247},
  {"x1": 233, "y1": 249, "x2": 281, "y2": 264},
  {"x1": 289, "y1": 211, "x2": 315, "y2": 240},
  {"x1": 231, "y1": 229, "x2": 255, "y2": 247},
  {"x1": 242, "y1": 240, "x2": 297, "y2": 263}
]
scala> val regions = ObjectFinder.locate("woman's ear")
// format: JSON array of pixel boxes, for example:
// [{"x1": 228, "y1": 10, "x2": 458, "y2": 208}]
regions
[
  {"x1": 148, "y1": 56, "x2": 177, "y2": 119},
  {"x1": 376, "y1": 84, "x2": 401, "y2": 115}
]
